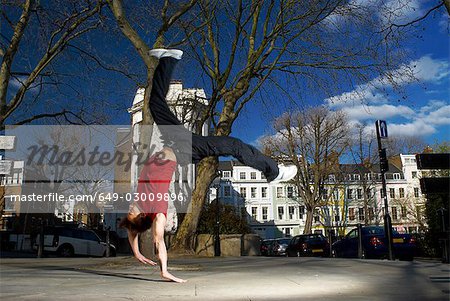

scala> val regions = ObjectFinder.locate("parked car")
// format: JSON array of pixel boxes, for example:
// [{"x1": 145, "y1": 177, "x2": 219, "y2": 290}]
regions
[
  {"x1": 286, "y1": 234, "x2": 330, "y2": 257},
  {"x1": 272, "y1": 238, "x2": 291, "y2": 256},
  {"x1": 260, "y1": 239, "x2": 275, "y2": 256},
  {"x1": 332, "y1": 226, "x2": 416, "y2": 261},
  {"x1": 34, "y1": 227, "x2": 116, "y2": 257}
]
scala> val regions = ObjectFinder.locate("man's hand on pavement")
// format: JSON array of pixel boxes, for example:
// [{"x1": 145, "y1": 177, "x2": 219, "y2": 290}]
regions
[{"x1": 135, "y1": 253, "x2": 157, "y2": 266}]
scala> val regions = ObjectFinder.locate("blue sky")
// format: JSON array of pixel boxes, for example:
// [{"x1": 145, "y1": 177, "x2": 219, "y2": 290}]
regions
[
  {"x1": 5, "y1": 1, "x2": 448, "y2": 150},
  {"x1": 227, "y1": 1, "x2": 449, "y2": 148}
]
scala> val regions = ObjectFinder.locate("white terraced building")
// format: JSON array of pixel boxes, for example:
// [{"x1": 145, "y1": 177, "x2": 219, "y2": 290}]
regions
[{"x1": 209, "y1": 154, "x2": 426, "y2": 239}]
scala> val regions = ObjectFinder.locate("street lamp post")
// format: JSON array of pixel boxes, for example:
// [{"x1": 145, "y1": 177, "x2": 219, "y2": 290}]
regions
[
  {"x1": 213, "y1": 171, "x2": 222, "y2": 256},
  {"x1": 375, "y1": 120, "x2": 394, "y2": 260}
]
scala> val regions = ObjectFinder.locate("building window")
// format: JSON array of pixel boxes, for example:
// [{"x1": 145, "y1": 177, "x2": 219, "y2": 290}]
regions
[
  {"x1": 401, "y1": 206, "x2": 407, "y2": 218},
  {"x1": 250, "y1": 172, "x2": 257, "y2": 180},
  {"x1": 399, "y1": 188, "x2": 405, "y2": 198},
  {"x1": 240, "y1": 187, "x2": 247, "y2": 198},
  {"x1": 393, "y1": 173, "x2": 401, "y2": 180},
  {"x1": 262, "y1": 207, "x2": 268, "y2": 221},
  {"x1": 414, "y1": 187, "x2": 420, "y2": 198},
  {"x1": 299, "y1": 206, "x2": 305, "y2": 219},
  {"x1": 276, "y1": 187, "x2": 283, "y2": 198},
  {"x1": 251, "y1": 207, "x2": 258, "y2": 220},
  {"x1": 222, "y1": 171, "x2": 231, "y2": 178},
  {"x1": 334, "y1": 209, "x2": 340, "y2": 222},
  {"x1": 412, "y1": 171, "x2": 417, "y2": 178},
  {"x1": 250, "y1": 187, "x2": 257, "y2": 198},
  {"x1": 240, "y1": 172, "x2": 246, "y2": 180},
  {"x1": 392, "y1": 207, "x2": 398, "y2": 220},
  {"x1": 223, "y1": 186, "x2": 231, "y2": 197},
  {"x1": 11, "y1": 170, "x2": 21, "y2": 184},
  {"x1": 287, "y1": 186, "x2": 294, "y2": 198},
  {"x1": 278, "y1": 207, "x2": 284, "y2": 220},
  {"x1": 288, "y1": 206, "x2": 295, "y2": 220},
  {"x1": 358, "y1": 208, "x2": 364, "y2": 221},
  {"x1": 314, "y1": 209, "x2": 320, "y2": 223},
  {"x1": 347, "y1": 189, "x2": 353, "y2": 199},
  {"x1": 284, "y1": 227, "x2": 291, "y2": 237},
  {"x1": 261, "y1": 187, "x2": 267, "y2": 198},
  {"x1": 354, "y1": 174, "x2": 361, "y2": 181},
  {"x1": 357, "y1": 189, "x2": 363, "y2": 200},
  {"x1": 389, "y1": 188, "x2": 395, "y2": 199},
  {"x1": 349, "y1": 208, "x2": 355, "y2": 221},
  {"x1": 4, "y1": 196, "x2": 15, "y2": 211},
  {"x1": 380, "y1": 188, "x2": 385, "y2": 198},
  {"x1": 322, "y1": 188, "x2": 328, "y2": 200}
]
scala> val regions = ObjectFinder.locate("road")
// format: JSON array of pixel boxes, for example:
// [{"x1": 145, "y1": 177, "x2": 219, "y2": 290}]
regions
[{"x1": 1, "y1": 256, "x2": 449, "y2": 300}]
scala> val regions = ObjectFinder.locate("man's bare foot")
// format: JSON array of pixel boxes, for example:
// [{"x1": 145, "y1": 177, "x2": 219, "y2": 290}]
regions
[{"x1": 161, "y1": 271, "x2": 187, "y2": 283}]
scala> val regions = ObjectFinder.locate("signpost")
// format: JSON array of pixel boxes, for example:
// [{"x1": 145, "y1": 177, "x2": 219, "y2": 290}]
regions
[{"x1": 375, "y1": 120, "x2": 394, "y2": 260}]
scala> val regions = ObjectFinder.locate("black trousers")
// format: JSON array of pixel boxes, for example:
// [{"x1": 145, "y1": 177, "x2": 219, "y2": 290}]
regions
[{"x1": 149, "y1": 57, "x2": 279, "y2": 182}]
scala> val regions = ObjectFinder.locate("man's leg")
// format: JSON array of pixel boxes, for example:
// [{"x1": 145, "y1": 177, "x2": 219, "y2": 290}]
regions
[
  {"x1": 152, "y1": 213, "x2": 186, "y2": 283},
  {"x1": 191, "y1": 135, "x2": 279, "y2": 181},
  {"x1": 149, "y1": 57, "x2": 183, "y2": 126}
]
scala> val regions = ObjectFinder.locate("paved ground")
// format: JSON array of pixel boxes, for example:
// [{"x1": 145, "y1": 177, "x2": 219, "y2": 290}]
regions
[{"x1": 1, "y1": 255, "x2": 449, "y2": 301}]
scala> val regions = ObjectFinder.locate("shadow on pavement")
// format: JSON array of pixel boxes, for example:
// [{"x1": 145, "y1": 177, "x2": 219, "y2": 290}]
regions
[{"x1": 5, "y1": 263, "x2": 168, "y2": 283}]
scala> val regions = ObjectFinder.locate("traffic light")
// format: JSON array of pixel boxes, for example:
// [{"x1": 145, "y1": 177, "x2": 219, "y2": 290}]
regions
[{"x1": 379, "y1": 148, "x2": 389, "y2": 172}]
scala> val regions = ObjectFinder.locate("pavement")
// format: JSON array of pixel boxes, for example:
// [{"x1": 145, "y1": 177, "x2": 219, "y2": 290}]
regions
[{"x1": 1, "y1": 255, "x2": 449, "y2": 301}]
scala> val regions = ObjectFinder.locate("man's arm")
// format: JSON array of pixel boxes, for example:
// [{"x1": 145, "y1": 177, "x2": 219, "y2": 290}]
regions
[{"x1": 127, "y1": 229, "x2": 156, "y2": 266}]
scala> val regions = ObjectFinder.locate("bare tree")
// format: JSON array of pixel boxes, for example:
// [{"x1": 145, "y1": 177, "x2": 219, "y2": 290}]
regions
[
  {"x1": 106, "y1": 0, "x2": 198, "y2": 256},
  {"x1": 169, "y1": 0, "x2": 429, "y2": 250},
  {"x1": 346, "y1": 123, "x2": 382, "y2": 226},
  {"x1": 390, "y1": 190, "x2": 427, "y2": 231},
  {"x1": 0, "y1": 0, "x2": 106, "y2": 126},
  {"x1": 384, "y1": 135, "x2": 427, "y2": 155},
  {"x1": 261, "y1": 107, "x2": 350, "y2": 234},
  {"x1": 101, "y1": 0, "x2": 439, "y2": 251}
]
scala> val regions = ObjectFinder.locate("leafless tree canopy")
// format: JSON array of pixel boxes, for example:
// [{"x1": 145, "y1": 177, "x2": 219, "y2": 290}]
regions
[{"x1": 261, "y1": 106, "x2": 350, "y2": 233}]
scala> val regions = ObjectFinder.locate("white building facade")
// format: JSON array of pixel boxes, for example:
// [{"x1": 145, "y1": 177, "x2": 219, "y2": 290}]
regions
[{"x1": 210, "y1": 154, "x2": 426, "y2": 239}]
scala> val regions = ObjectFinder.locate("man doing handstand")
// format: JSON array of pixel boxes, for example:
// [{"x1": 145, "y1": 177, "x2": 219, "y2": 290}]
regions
[{"x1": 120, "y1": 49, "x2": 297, "y2": 283}]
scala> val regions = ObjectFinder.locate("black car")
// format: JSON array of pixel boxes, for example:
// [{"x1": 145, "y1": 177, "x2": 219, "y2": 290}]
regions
[
  {"x1": 332, "y1": 226, "x2": 416, "y2": 261},
  {"x1": 286, "y1": 234, "x2": 330, "y2": 257},
  {"x1": 272, "y1": 238, "x2": 291, "y2": 256},
  {"x1": 260, "y1": 239, "x2": 275, "y2": 256}
]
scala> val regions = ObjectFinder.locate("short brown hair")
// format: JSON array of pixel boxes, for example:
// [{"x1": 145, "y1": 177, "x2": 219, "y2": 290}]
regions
[{"x1": 119, "y1": 214, "x2": 153, "y2": 233}]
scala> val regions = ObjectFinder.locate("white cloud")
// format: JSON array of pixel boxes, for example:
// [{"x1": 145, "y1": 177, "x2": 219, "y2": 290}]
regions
[
  {"x1": 388, "y1": 120, "x2": 436, "y2": 136},
  {"x1": 9, "y1": 76, "x2": 40, "y2": 94},
  {"x1": 342, "y1": 104, "x2": 415, "y2": 120},
  {"x1": 419, "y1": 99, "x2": 448, "y2": 114},
  {"x1": 379, "y1": 0, "x2": 424, "y2": 26},
  {"x1": 325, "y1": 0, "x2": 429, "y2": 30},
  {"x1": 340, "y1": 98, "x2": 449, "y2": 139},
  {"x1": 411, "y1": 56, "x2": 450, "y2": 82},
  {"x1": 326, "y1": 56, "x2": 448, "y2": 107},
  {"x1": 9, "y1": 77, "x2": 26, "y2": 90},
  {"x1": 421, "y1": 105, "x2": 450, "y2": 126}
]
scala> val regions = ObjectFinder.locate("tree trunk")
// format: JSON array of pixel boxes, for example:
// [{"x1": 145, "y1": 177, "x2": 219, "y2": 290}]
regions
[
  {"x1": 304, "y1": 209, "x2": 314, "y2": 234},
  {"x1": 171, "y1": 156, "x2": 218, "y2": 253}
]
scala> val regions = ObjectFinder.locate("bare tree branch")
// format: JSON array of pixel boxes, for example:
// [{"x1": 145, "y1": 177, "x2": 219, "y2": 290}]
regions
[{"x1": 1, "y1": 1, "x2": 105, "y2": 125}]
